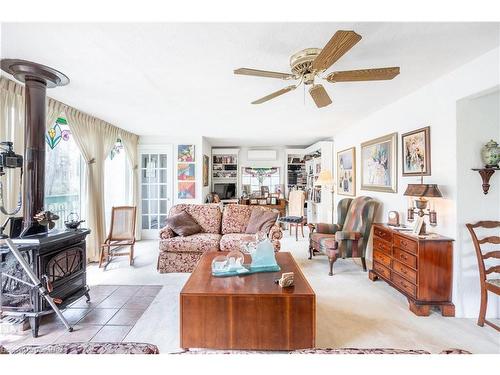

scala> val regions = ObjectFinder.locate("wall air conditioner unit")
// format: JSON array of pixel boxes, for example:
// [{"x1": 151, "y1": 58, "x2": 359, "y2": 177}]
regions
[{"x1": 247, "y1": 150, "x2": 277, "y2": 161}]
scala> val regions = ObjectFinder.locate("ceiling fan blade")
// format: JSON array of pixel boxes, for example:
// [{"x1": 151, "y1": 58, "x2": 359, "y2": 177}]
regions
[
  {"x1": 309, "y1": 84, "x2": 332, "y2": 108},
  {"x1": 251, "y1": 85, "x2": 297, "y2": 104},
  {"x1": 312, "y1": 30, "x2": 362, "y2": 71},
  {"x1": 326, "y1": 67, "x2": 400, "y2": 82},
  {"x1": 234, "y1": 68, "x2": 294, "y2": 80}
]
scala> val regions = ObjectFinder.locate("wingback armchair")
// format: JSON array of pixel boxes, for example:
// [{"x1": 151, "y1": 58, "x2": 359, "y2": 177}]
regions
[{"x1": 309, "y1": 196, "x2": 378, "y2": 275}]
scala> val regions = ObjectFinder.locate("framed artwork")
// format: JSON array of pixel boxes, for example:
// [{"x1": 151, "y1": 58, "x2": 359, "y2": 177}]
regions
[
  {"x1": 249, "y1": 199, "x2": 258, "y2": 205},
  {"x1": 402, "y1": 126, "x2": 431, "y2": 176},
  {"x1": 177, "y1": 163, "x2": 195, "y2": 181},
  {"x1": 178, "y1": 181, "x2": 195, "y2": 199},
  {"x1": 270, "y1": 197, "x2": 277, "y2": 205},
  {"x1": 361, "y1": 133, "x2": 398, "y2": 193},
  {"x1": 337, "y1": 147, "x2": 356, "y2": 196},
  {"x1": 258, "y1": 199, "x2": 267, "y2": 205},
  {"x1": 178, "y1": 144, "x2": 195, "y2": 162},
  {"x1": 203, "y1": 154, "x2": 209, "y2": 186}
]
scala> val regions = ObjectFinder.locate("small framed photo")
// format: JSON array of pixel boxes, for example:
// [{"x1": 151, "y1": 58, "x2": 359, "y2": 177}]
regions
[
  {"x1": 412, "y1": 216, "x2": 424, "y2": 235},
  {"x1": 249, "y1": 199, "x2": 258, "y2": 205},
  {"x1": 258, "y1": 199, "x2": 267, "y2": 205},
  {"x1": 270, "y1": 197, "x2": 277, "y2": 205}
]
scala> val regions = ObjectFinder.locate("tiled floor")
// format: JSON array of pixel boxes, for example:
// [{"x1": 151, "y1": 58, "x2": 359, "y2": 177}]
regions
[{"x1": 1, "y1": 284, "x2": 162, "y2": 349}]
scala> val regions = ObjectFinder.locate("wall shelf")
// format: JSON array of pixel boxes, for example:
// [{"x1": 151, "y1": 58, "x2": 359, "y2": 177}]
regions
[{"x1": 471, "y1": 167, "x2": 499, "y2": 194}]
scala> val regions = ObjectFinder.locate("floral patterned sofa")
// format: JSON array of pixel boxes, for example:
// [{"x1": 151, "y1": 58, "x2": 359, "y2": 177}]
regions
[{"x1": 157, "y1": 204, "x2": 283, "y2": 273}]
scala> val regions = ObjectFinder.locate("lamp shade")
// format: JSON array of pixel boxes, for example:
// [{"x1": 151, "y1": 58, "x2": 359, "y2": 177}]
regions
[
  {"x1": 404, "y1": 184, "x2": 442, "y2": 198},
  {"x1": 315, "y1": 170, "x2": 334, "y2": 186}
]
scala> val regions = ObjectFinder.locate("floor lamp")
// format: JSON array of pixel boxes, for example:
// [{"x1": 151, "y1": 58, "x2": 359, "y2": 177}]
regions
[{"x1": 315, "y1": 170, "x2": 334, "y2": 224}]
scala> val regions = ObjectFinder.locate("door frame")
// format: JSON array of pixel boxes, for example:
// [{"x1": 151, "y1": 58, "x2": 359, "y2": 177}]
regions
[{"x1": 138, "y1": 144, "x2": 174, "y2": 239}]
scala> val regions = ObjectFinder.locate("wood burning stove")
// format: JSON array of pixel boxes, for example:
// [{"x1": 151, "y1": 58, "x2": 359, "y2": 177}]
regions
[{"x1": 0, "y1": 59, "x2": 91, "y2": 337}]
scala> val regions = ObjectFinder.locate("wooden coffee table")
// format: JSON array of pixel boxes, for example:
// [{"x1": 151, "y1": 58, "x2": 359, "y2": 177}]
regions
[{"x1": 180, "y1": 251, "x2": 316, "y2": 350}]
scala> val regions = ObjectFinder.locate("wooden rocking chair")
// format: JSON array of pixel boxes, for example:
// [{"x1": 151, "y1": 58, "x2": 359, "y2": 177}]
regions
[
  {"x1": 99, "y1": 206, "x2": 137, "y2": 268},
  {"x1": 466, "y1": 221, "x2": 500, "y2": 332}
]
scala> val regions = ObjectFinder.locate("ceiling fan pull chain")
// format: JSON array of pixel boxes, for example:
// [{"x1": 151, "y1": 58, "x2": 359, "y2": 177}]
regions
[{"x1": 303, "y1": 83, "x2": 305, "y2": 105}]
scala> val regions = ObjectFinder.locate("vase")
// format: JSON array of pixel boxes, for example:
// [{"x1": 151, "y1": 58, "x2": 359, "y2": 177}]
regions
[{"x1": 481, "y1": 140, "x2": 500, "y2": 168}]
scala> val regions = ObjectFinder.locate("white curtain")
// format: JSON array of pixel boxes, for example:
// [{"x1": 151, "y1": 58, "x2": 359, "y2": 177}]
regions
[
  {"x1": 46, "y1": 98, "x2": 66, "y2": 130},
  {"x1": 1, "y1": 77, "x2": 140, "y2": 259},
  {"x1": 119, "y1": 129, "x2": 140, "y2": 239},
  {"x1": 0, "y1": 77, "x2": 25, "y2": 225},
  {"x1": 66, "y1": 106, "x2": 120, "y2": 261}
]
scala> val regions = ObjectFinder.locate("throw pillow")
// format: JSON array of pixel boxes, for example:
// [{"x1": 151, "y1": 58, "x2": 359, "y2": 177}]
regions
[
  {"x1": 165, "y1": 211, "x2": 202, "y2": 237},
  {"x1": 245, "y1": 209, "x2": 279, "y2": 234}
]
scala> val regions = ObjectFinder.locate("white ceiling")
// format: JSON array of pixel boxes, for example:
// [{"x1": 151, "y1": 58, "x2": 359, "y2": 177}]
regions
[{"x1": 1, "y1": 22, "x2": 499, "y2": 146}]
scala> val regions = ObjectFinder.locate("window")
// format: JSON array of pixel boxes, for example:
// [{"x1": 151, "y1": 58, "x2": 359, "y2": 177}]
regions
[
  {"x1": 45, "y1": 117, "x2": 84, "y2": 229},
  {"x1": 241, "y1": 167, "x2": 281, "y2": 194},
  {"x1": 104, "y1": 139, "x2": 132, "y2": 232}
]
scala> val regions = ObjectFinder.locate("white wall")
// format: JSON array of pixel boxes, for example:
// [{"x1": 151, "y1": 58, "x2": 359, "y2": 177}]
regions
[
  {"x1": 456, "y1": 89, "x2": 500, "y2": 318},
  {"x1": 332, "y1": 47, "x2": 500, "y2": 317}
]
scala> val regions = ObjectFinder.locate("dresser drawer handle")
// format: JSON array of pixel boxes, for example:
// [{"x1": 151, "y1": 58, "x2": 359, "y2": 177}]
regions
[
  {"x1": 400, "y1": 253, "x2": 407, "y2": 260},
  {"x1": 400, "y1": 240, "x2": 408, "y2": 247}
]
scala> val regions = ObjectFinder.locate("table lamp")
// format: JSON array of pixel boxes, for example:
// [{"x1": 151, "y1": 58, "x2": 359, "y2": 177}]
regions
[
  {"x1": 315, "y1": 170, "x2": 334, "y2": 224},
  {"x1": 404, "y1": 183, "x2": 442, "y2": 235}
]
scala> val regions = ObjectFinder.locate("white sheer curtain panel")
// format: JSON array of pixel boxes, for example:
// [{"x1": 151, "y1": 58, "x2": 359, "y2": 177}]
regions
[
  {"x1": 0, "y1": 77, "x2": 25, "y2": 224},
  {"x1": 66, "y1": 106, "x2": 120, "y2": 261},
  {"x1": 119, "y1": 129, "x2": 140, "y2": 239}
]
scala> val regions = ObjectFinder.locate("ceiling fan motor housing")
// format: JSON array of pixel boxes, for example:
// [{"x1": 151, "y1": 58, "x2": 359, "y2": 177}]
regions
[{"x1": 290, "y1": 48, "x2": 323, "y2": 82}]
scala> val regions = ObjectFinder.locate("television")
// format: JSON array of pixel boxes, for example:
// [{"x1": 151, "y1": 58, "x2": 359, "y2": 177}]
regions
[{"x1": 214, "y1": 183, "x2": 236, "y2": 199}]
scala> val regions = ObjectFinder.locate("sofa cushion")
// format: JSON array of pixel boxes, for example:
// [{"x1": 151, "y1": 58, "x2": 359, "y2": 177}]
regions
[
  {"x1": 222, "y1": 205, "x2": 276, "y2": 235},
  {"x1": 169, "y1": 204, "x2": 222, "y2": 234},
  {"x1": 159, "y1": 233, "x2": 221, "y2": 253},
  {"x1": 245, "y1": 209, "x2": 279, "y2": 234},
  {"x1": 220, "y1": 233, "x2": 255, "y2": 252},
  {"x1": 221, "y1": 204, "x2": 253, "y2": 234},
  {"x1": 165, "y1": 211, "x2": 202, "y2": 237}
]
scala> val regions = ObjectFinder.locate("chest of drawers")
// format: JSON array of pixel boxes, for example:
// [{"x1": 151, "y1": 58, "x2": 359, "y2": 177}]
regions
[{"x1": 368, "y1": 224, "x2": 455, "y2": 317}]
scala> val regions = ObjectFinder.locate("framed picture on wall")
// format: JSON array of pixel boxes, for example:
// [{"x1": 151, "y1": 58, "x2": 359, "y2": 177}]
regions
[
  {"x1": 177, "y1": 163, "x2": 195, "y2": 181},
  {"x1": 203, "y1": 154, "x2": 209, "y2": 186},
  {"x1": 178, "y1": 181, "x2": 196, "y2": 199},
  {"x1": 178, "y1": 144, "x2": 195, "y2": 162},
  {"x1": 337, "y1": 147, "x2": 356, "y2": 196},
  {"x1": 401, "y1": 126, "x2": 431, "y2": 176},
  {"x1": 361, "y1": 133, "x2": 398, "y2": 193}
]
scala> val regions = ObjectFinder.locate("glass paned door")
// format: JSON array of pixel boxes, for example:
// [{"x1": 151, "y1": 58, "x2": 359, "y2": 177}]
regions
[{"x1": 140, "y1": 147, "x2": 172, "y2": 238}]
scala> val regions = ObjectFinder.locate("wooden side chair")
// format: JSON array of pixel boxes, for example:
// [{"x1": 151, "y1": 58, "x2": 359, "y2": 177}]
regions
[
  {"x1": 278, "y1": 190, "x2": 306, "y2": 241},
  {"x1": 466, "y1": 221, "x2": 500, "y2": 332},
  {"x1": 99, "y1": 206, "x2": 137, "y2": 269}
]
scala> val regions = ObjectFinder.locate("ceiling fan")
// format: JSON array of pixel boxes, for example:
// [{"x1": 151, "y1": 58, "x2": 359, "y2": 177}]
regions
[{"x1": 234, "y1": 30, "x2": 400, "y2": 108}]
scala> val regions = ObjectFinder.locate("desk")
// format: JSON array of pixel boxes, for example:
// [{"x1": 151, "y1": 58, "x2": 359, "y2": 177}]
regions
[{"x1": 238, "y1": 198, "x2": 287, "y2": 217}]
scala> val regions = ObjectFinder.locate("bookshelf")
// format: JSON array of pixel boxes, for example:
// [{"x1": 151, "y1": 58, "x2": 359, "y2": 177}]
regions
[
  {"x1": 287, "y1": 154, "x2": 307, "y2": 191},
  {"x1": 211, "y1": 148, "x2": 240, "y2": 198}
]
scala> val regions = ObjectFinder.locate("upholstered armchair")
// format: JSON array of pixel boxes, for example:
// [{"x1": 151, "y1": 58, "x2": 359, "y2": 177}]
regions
[{"x1": 309, "y1": 196, "x2": 378, "y2": 275}]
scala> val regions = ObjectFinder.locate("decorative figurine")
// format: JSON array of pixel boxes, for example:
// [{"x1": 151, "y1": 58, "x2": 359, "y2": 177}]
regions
[{"x1": 276, "y1": 272, "x2": 295, "y2": 288}]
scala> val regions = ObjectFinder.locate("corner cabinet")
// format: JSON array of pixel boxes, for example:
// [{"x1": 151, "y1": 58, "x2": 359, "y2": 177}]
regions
[{"x1": 369, "y1": 224, "x2": 455, "y2": 317}]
